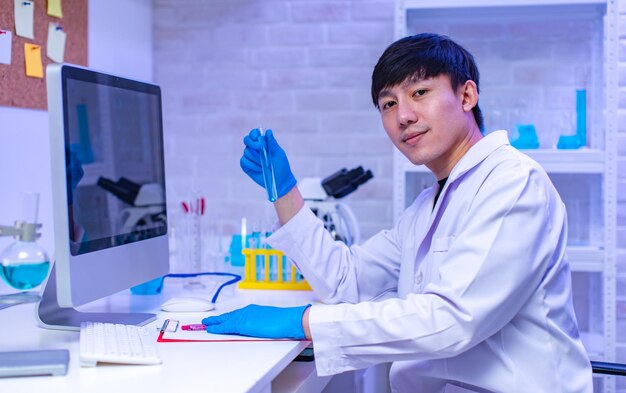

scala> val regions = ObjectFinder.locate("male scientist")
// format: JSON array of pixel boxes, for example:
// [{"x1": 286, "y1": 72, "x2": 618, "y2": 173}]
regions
[{"x1": 202, "y1": 33, "x2": 593, "y2": 392}]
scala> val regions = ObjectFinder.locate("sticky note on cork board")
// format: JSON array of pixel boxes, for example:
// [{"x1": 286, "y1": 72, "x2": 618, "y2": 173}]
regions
[{"x1": 24, "y1": 43, "x2": 43, "y2": 78}]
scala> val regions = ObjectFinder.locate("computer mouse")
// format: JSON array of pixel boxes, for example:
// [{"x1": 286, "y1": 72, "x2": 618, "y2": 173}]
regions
[{"x1": 160, "y1": 297, "x2": 215, "y2": 313}]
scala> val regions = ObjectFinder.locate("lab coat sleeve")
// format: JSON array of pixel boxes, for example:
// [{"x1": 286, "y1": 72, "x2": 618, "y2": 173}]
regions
[
  {"x1": 267, "y1": 205, "x2": 405, "y2": 304},
  {"x1": 308, "y1": 160, "x2": 567, "y2": 376}
]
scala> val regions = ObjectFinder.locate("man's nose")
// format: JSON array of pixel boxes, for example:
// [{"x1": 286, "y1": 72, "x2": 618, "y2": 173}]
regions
[{"x1": 397, "y1": 101, "x2": 417, "y2": 126}]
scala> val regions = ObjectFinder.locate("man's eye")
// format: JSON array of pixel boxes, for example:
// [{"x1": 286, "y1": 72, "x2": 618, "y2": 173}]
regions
[
  {"x1": 382, "y1": 101, "x2": 396, "y2": 110},
  {"x1": 413, "y1": 89, "x2": 427, "y2": 97}
]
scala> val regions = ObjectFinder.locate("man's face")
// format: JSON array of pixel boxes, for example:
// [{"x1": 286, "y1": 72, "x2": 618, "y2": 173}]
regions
[{"x1": 377, "y1": 74, "x2": 478, "y2": 179}]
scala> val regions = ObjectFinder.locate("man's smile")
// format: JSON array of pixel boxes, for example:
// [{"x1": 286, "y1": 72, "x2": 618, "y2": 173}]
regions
[{"x1": 401, "y1": 129, "x2": 429, "y2": 145}]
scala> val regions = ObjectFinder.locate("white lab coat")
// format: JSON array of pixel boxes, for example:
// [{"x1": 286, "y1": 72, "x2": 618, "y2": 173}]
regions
[{"x1": 268, "y1": 131, "x2": 593, "y2": 393}]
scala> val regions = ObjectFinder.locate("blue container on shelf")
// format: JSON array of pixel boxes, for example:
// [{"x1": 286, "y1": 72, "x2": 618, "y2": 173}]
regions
[
  {"x1": 511, "y1": 124, "x2": 539, "y2": 149},
  {"x1": 557, "y1": 89, "x2": 586, "y2": 150},
  {"x1": 556, "y1": 135, "x2": 582, "y2": 150}
]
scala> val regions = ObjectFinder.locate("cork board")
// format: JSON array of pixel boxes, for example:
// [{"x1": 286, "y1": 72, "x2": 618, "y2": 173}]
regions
[{"x1": 0, "y1": 0, "x2": 87, "y2": 110}]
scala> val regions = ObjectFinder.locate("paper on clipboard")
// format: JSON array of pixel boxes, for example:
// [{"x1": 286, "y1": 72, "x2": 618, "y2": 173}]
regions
[{"x1": 156, "y1": 319, "x2": 298, "y2": 343}]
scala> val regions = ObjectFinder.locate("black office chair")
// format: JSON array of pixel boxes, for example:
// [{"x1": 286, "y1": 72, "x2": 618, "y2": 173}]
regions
[{"x1": 591, "y1": 361, "x2": 626, "y2": 376}]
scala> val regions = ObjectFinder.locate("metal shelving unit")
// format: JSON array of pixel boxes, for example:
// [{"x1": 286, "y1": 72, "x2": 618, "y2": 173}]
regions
[{"x1": 393, "y1": 0, "x2": 618, "y2": 391}]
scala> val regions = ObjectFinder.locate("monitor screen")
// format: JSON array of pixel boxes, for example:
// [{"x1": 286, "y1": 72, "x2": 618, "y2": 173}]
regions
[
  {"x1": 46, "y1": 64, "x2": 169, "y2": 313},
  {"x1": 63, "y1": 69, "x2": 167, "y2": 255}
]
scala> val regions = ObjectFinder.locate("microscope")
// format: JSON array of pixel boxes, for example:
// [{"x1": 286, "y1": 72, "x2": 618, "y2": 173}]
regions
[{"x1": 299, "y1": 166, "x2": 373, "y2": 246}]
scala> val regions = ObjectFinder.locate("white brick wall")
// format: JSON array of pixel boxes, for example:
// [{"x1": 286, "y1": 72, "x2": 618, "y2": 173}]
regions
[{"x1": 154, "y1": 0, "x2": 395, "y2": 239}]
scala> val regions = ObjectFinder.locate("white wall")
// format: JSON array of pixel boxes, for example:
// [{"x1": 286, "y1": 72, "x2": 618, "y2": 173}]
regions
[
  {"x1": 0, "y1": 107, "x2": 52, "y2": 253},
  {"x1": 0, "y1": 0, "x2": 153, "y2": 258},
  {"x1": 88, "y1": 0, "x2": 153, "y2": 80},
  {"x1": 153, "y1": 0, "x2": 396, "y2": 239}
]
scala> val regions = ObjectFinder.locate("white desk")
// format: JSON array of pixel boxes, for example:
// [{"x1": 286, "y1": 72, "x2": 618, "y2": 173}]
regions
[{"x1": 0, "y1": 280, "x2": 331, "y2": 393}]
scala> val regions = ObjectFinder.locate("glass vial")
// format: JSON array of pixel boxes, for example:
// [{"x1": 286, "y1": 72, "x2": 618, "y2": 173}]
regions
[
  {"x1": 258, "y1": 128, "x2": 278, "y2": 202},
  {"x1": 183, "y1": 195, "x2": 205, "y2": 290}
]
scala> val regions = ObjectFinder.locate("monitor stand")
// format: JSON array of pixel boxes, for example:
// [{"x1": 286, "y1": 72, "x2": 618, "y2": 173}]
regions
[{"x1": 36, "y1": 262, "x2": 156, "y2": 331}]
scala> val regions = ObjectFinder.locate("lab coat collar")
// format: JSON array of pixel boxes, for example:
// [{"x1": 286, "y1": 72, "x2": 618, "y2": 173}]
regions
[
  {"x1": 428, "y1": 130, "x2": 510, "y2": 217},
  {"x1": 447, "y1": 130, "x2": 510, "y2": 184}
]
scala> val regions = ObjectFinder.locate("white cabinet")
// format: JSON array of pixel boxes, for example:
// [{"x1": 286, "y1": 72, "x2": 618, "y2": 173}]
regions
[{"x1": 393, "y1": 0, "x2": 618, "y2": 391}]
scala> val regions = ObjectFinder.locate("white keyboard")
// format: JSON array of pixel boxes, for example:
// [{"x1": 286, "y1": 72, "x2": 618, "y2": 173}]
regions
[{"x1": 80, "y1": 322, "x2": 162, "y2": 367}]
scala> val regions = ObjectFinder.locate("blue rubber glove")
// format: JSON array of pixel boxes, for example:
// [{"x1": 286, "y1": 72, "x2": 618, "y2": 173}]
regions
[
  {"x1": 202, "y1": 304, "x2": 311, "y2": 339},
  {"x1": 240, "y1": 128, "x2": 297, "y2": 200}
]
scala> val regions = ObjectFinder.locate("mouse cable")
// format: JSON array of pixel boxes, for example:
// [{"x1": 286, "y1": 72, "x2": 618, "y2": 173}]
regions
[{"x1": 162, "y1": 272, "x2": 242, "y2": 304}]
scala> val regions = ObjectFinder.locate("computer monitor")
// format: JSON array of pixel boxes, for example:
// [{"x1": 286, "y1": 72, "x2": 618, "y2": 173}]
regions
[{"x1": 37, "y1": 64, "x2": 169, "y2": 330}]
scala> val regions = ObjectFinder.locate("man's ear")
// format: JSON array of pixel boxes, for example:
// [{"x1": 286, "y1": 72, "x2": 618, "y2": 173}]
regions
[{"x1": 460, "y1": 80, "x2": 479, "y2": 112}]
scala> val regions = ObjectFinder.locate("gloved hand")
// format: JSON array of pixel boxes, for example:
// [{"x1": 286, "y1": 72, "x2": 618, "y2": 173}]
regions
[
  {"x1": 202, "y1": 304, "x2": 311, "y2": 339},
  {"x1": 240, "y1": 128, "x2": 297, "y2": 200}
]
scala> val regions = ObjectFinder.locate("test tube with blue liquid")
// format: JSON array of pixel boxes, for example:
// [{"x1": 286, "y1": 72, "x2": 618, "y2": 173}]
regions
[
  {"x1": 250, "y1": 230, "x2": 265, "y2": 281},
  {"x1": 258, "y1": 128, "x2": 278, "y2": 202},
  {"x1": 264, "y1": 231, "x2": 278, "y2": 282},
  {"x1": 282, "y1": 256, "x2": 291, "y2": 283},
  {"x1": 268, "y1": 255, "x2": 276, "y2": 282}
]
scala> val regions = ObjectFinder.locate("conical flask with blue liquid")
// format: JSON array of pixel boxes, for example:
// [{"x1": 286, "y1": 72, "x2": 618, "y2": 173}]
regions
[{"x1": 0, "y1": 192, "x2": 50, "y2": 290}]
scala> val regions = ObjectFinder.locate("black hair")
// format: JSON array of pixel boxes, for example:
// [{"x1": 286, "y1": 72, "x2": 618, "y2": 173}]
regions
[{"x1": 371, "y1": 33, "x2": 484, "y2": 131}]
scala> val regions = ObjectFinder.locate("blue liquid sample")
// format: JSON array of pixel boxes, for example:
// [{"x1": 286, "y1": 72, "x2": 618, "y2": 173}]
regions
[
  {"x1": 576, "y1": 89, "x2": 586, "y2": 147},
  {"x1": 0, "y1": 261, "x2": 50, "y2": 290},
  {"x1": 256, "y1": 254, "x2": 265, "y2": 281},
  {"x1": 259, "y1": 130, "x2": 278, "y2": 202},
  {"x1": 269, "y1": 255, "x2": 277, "y2": 282},
  {"x1": 282, "y1": 256, "x2": 288, "y2": 282}
]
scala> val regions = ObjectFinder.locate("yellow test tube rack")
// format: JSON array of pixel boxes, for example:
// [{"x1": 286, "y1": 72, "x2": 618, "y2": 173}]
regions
[{"x1": 239, "y1": 248, "x2": 311, "y2": 290}]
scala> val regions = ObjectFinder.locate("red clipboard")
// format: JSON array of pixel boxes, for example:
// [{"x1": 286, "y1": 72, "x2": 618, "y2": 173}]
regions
[{"x1": 156, "y1": 331, "x2": 290, "y2": 342}]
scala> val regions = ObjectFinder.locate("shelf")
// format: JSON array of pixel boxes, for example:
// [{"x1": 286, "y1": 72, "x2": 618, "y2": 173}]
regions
[
  {"x1": 398, "y1": 149, "x2": 605, "y2": 174},
  {"x1": 401, "y1": 0, "x2": 606, "y2": 9},
  {"x1": 568, "y1": 246, "x2": 605, "y2": 272},
  {"x1": 521, "y1": 149, "x2": 605, "y2": 173}
]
